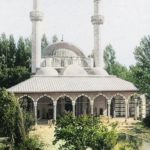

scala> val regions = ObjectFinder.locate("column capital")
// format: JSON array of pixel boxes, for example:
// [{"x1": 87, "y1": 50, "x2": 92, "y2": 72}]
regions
[
  {"x1": 34, "y1": 101, "x2": 37, "y2": 106},
  {"x1": 107, "y1": 99, "x2": 111, "y2": 105},
  {"x1": 91, "y1": 100, "x2": 94, "y2": 105},
  {"x1": 72, "y1": 100, "x2": 76, "y2": 106},
  {"x1": 125, "y1": 99, "x2": 129, "y2": 104},
  {"x1": 53, "y1": 101, "x2": 57, "y2": 106}
]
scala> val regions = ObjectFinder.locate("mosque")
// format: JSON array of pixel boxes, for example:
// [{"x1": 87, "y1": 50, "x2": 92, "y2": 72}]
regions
[{"x1": 8, "y1": 0, "x2": 148, "y2": 125}]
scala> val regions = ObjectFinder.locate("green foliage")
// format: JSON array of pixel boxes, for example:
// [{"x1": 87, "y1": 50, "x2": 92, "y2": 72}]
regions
[
  {"x1": 103, "y1": 44, "x2": 132, "y2": 81},
  {"x1": 131, "y1": 35, "x2": 150, "y2": 94},
  {"x1": 104, "y1": 44, "x2": 116, "y2": 74},
  {"x1": 0, "y1": 66, "x2": 30, "y2": 88},
  {"x1": 115, "y1": 133, "x2": 142, "y2": 150},
  {"x1": 115, "y1": 142, "x2": 138, "y2": 150},
  {"x1": 23, "y1": 112, "x2": 35, "y2": 134},
  {"x1": 15, "y1": 136, "x2": 44, "y2": 150},
  {"x1": 143, "y1": 115, "x2": 150, "y2": 128},
  {"x1": 0, "y1": 89, "x2": 26, "y2": 145},
  {"x1": 52, "y1": 34, "x2": 58, "y2": 43},
  {"x1": 54, "y1": 113, "x2": 118, "y2": 150},
  {"x1": 41, "y1": 34, "x2": 49, "y2": 50},
  {"x1": 0, "y1": 33, "x2": 31, "y2": 88},
  {"x1": 16, "y1": 37, "x2": 28, "y2": 67},
  {"x1": 0, "y1": 143, "x2": 11, "y2": 150}
]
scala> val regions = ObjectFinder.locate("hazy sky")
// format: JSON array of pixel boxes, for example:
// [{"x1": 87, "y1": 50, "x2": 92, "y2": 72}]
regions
[{"x1": 0, "y1": 0, "x2": 150, "y2": 67}]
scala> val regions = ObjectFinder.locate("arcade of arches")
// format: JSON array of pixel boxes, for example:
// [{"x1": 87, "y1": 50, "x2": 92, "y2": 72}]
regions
[{"x1": 18, "y1": 93, "x2": 146, "y2": 125}]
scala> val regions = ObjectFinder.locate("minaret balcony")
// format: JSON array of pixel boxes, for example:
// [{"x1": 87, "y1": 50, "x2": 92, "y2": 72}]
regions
[
  {"x1": 30, "y1": 11, "x2": 44, "y2": 21},
  {"x1": 91, "y1": 15, "x2": 104, "y2": 25}
]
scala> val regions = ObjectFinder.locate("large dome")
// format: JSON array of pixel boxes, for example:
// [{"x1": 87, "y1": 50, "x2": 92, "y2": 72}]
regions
[
  {"x1": 42, "y1": 41, "x2": 86, "y2": 58},
  {"x1": 42, "y1": 41, "x2": 89, "y2": 68},
  {"x1": 63, "y1": 65, "x2": 87, "y2": 76},
  {"x1": 92, "y1": 67, "x2": 109, "y2": 76},
  {"x1": 36, "y1": 67, "x2": 58, "y2": 76}
]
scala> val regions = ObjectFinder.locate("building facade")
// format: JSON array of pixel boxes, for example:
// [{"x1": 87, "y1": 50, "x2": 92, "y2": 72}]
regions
[{"x1": 8, "y1": 0, "x2": 148, "y2": 125}]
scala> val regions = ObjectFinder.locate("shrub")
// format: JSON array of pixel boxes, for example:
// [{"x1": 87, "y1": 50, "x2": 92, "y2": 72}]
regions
[
  {"x1": 0, "y1": 88, "x2": 26, "y2": 145},
  {"x1": 54, "y1": 113, "x2": 118, "y2": 150},
  {"x1": 15, "y1": 136, "x2": 44, "y2": 150},
  {"x1": 23, "y1": 112, "x2": 35, "y2": 134},
  {"x1": 143, "y1": 115, "x2": 150, "y2": 128}
]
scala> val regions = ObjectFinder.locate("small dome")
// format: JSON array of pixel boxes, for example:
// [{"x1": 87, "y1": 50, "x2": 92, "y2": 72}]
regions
[
  {"x1": 63, "y1": 65, "x2": 87, "y2": 76},
  {"x1": 92, "y1": 67, "x2": 109, "y2": 76},
  {"x1": 36, "y1": 67, "x2": 58, "y2": 76}
]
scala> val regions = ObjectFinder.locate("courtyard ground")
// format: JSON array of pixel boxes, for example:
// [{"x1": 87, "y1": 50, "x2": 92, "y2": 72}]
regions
[{"x1": 30, "y1": 124, "x2": 60, "y2": 150}]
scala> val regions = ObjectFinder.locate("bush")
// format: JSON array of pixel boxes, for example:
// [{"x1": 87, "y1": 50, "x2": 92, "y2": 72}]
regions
[
  {"x1": 0, "y1": 143, "x2": 11, "y2": 150},
  {"x1": 15, "y1": 136, "x2": 44, "y2": 150},
  {"x1": 54, "y1": 113, "x2": 118, "y2": 150},
  {"x1": 0, "y1": 88, "x2": 26, "y2": 145},
  {"x1": 143, "y1": 115, "x2": 150, "y2": 127},
  {"x1": 23, "y1": 112, "x2": 35, "y2": 134}
]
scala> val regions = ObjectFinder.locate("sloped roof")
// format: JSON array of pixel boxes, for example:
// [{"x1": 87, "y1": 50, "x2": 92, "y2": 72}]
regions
[{"x1": 8, "y1": 76, "x2": 137, "y2": 93}]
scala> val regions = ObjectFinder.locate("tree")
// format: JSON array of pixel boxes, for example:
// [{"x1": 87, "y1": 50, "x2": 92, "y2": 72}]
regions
[
  {"x1": 104, "y1": 44, "x2": 116, "y2": 74},
  {"x1": 52, "y1": 34, "x2": 58, "y2": 43},
  {"x1": 130, "y1": 35, "x2": 150, "y2": 94},
  {"x1": 16, "y1": 37, "x2": 26, "y2": 66},
  {"x1": 0, "y1": 89, "x2": 26, "y2": 145},
  {"x1": 24, "y1": 38, "x2": 32, "y2": 69},
  {"x1": 0, "y1": 66, "x2": 30, "y2": 88},
  {"x1": 8, "y1": 35, "x2": 16, "y2": 68},
  {"x1": 53, "y1": 113, "x2": 118, "y2": 150},
  {"x1": 41, "y1": 34, "x2": 49, "y2": 50},
  {"x1": 103, "y1": 44, "x2": 132, "y2": 81},
  {"x1": 0, "y1": 34, "x2": 9, "y2": 67},
  {"x1": 0, "y1": 89, "x2": 44, "y2": 149}
]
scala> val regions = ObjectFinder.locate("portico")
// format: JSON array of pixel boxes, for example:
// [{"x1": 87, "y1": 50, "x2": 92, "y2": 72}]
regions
[{"x1": 15, "y1": 86, "x2": 141, "y2": 125}]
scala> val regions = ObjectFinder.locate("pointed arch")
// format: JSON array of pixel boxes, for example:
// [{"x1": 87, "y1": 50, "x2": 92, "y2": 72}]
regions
[
  {"x1": 56, "y1": 94, "x2": 73, "y2": 102},
  {"x1": 93, "y1": 93, "x2": 109, "y2": 101},
  {"x1": 75, "y1": 94, "x2": 91, "y2": 116},
  {"x1": 75, "y1": 94, "x2": 91, "y2": 102},
  {"x1": 127, "y1": 93, "x2": 140, "y2": 100},
  {"x1": 93, "y1": 93, "x2": 108, "y2": 116},
  {"x1": 18, "y1": 95, "x2": 34, "y2": 113},
  {"x1": 37, "y1": 94, "x2": 54, "y2": 102},
  {"x1": 18, "y1": 95, "x2": 34, "y2": 102},
  {"x1": 110, "y1": 93, "x2": 126, "y2": 118},
  {"x1": 56, "y1": 94, "x2": 73, "y2": 118},
  {"x1": 110, "y1": 93, "x2": 126, "y2": 100},
  {"x1": 37, "y1": 95, "x2": 54, "y2": 120}
]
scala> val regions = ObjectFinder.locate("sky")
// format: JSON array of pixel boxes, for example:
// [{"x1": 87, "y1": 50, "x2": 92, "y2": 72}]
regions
[{"x1": 0, "y1": 0, "x2": 150, "y2": 67}]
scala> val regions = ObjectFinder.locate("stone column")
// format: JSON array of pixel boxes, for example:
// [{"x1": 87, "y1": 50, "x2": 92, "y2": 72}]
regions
[
  {"x1": 107, "y1": 100, "x2": 111, "y2": 121},
  {"x1": 137, "y1": 102, "x2": 140, "y2": 119},
  {"x1": 125, "y1": 100, "x2": 128, "y2": 122},
  {"x1": 30, "y1": 0, "x2": 43, "y2": 73},
  {"x1": 140, "y1": 95, "x2": 146, "y2": 119},
  {"x1": 72, "y1": 101, "x2": 76, "y2": 117},
  {"x1": 91, "y1": 100, "x2": 94, "y2": 115},
  {"x1": 53, "y1": 101, "x2": 57, "y2": 121},
  {"x1": 34, "y1": 101, "x2": 38, "y2": 126},
  {"x1": 134, "y1": 98, "x2": 138, "y2": 120}
]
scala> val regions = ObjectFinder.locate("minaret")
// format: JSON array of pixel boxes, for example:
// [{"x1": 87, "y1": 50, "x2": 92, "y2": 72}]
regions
[
  {"x1": 30, "y1": 0, "x2": 43, "y2": 74},
  {"x1": 91, "y1": 0, "x2": 104, "y2": 67}
]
